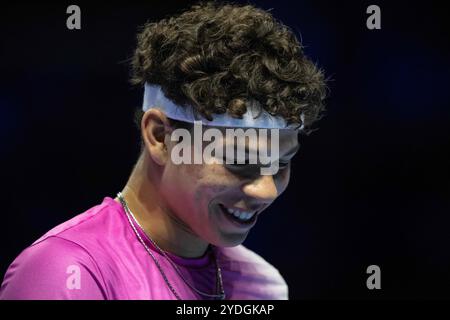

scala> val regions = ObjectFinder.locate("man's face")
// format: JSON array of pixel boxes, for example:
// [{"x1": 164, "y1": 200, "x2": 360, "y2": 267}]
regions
[{"x1": 159, "y1": 126, "x2": 300, "y2": 247}]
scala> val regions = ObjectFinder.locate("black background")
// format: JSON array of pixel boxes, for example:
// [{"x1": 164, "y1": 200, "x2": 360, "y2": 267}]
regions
[{"x1": 1, "y1": 0, "x2": 449, "y2": 299}]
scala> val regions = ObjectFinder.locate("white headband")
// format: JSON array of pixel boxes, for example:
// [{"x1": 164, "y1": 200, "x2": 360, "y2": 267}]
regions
[{"x1": 142, "y1": 83, "x2": 304, "y2": 130}]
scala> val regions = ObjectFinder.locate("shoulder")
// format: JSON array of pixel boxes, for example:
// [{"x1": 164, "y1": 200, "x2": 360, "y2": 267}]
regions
[
  {"x1": 217, "y1": 244, "x2": 289, "y2": 300},
  {"x1": 32, "y1": 197, "x2": 121, "y2": 246},
  {"x1": 0, "y1": 197, "x2": 123, "y2": 300},
  {"x1": 0, "y1": 236, "x2": 107, "y2": 299}
]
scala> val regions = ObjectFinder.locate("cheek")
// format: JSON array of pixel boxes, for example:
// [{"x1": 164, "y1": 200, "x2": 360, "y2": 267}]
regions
[
  {"x1": 275, "y1": 168, "x2": 291, "y2": 194},
  {"x1": 191, "y1": 165, "x2": 248, "y2": 214},
  {"x1": 161, "y1": 164, "x2": 198, "y2": 204},
  {"x1": 194, "y1": 161, "x2": 238, "y2": 183},
  {"x1": 163, "y1": 163, "x2": 234, "y2": 206},
  {"x1": 194, "y1": 165, "x2": 238, "y2": 198}
]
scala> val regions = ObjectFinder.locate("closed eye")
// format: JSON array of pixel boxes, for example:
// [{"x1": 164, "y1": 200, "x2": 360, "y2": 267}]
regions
[
  {"x1": 224, "y1": 160, "x2": 291, "y2": 178},
  {"x1": 279, "y1": 161, "x2": 290, "y2": 169}
]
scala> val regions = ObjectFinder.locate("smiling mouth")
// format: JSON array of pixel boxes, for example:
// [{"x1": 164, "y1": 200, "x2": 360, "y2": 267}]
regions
[{"x1": 218, "y1": 203, "x2": 259, "y2": 226}]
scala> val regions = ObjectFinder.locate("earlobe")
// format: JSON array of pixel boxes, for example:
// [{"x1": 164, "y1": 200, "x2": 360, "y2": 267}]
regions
[{"x1": 141, "y1": 109, "x2": 171, "y2": 166}]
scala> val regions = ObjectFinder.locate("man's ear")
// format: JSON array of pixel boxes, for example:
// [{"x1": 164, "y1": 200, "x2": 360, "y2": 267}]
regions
[{"x1": 141, "y1": 109, "x2": 171, "y2": 166}]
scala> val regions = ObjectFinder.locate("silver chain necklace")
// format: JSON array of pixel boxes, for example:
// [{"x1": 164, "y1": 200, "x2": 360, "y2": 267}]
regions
[{"x1": 117, "y1": 192, "x2": 226, "y2": 300}]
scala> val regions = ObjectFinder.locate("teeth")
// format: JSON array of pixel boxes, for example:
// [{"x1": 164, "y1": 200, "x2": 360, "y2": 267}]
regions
[{"x1": 224, "y1": 206, "x2": 255, "y2": 221}]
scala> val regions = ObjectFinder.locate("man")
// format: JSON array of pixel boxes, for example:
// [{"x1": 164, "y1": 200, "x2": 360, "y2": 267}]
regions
[{"x1": 0, "y1": 1, "x2": 326, "y2": 299}]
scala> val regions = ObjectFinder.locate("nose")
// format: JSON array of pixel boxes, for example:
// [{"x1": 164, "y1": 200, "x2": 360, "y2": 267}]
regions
[{"x1": 242, "y1": 174, "x2": 279, "y2": 203}]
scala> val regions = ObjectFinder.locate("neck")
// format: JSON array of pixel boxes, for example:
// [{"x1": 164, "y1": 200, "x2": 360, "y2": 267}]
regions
[{"x1": 115, "y1": 152, "x2": 210, "y2": 259}]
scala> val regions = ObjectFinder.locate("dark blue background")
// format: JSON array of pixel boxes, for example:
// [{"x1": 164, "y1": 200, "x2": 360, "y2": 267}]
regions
[{"x1": 1, "y1": 1, "x2": 449, "y2": 299}]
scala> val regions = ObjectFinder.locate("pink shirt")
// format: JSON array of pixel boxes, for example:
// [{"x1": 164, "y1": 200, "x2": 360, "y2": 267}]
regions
[{"x1": 0, "y1": 197, "x2": 288, "y2": 300}]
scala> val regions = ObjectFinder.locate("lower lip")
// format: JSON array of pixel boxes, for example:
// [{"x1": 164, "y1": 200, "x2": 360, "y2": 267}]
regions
[{"x1": 217, "y1": 204, "x2": 258, "y2": 230}]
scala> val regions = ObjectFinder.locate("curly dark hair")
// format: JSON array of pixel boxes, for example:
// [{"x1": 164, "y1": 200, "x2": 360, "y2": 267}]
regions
[{"x1": 131, "y1": 0, "x2": 327, "y2": 133}]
